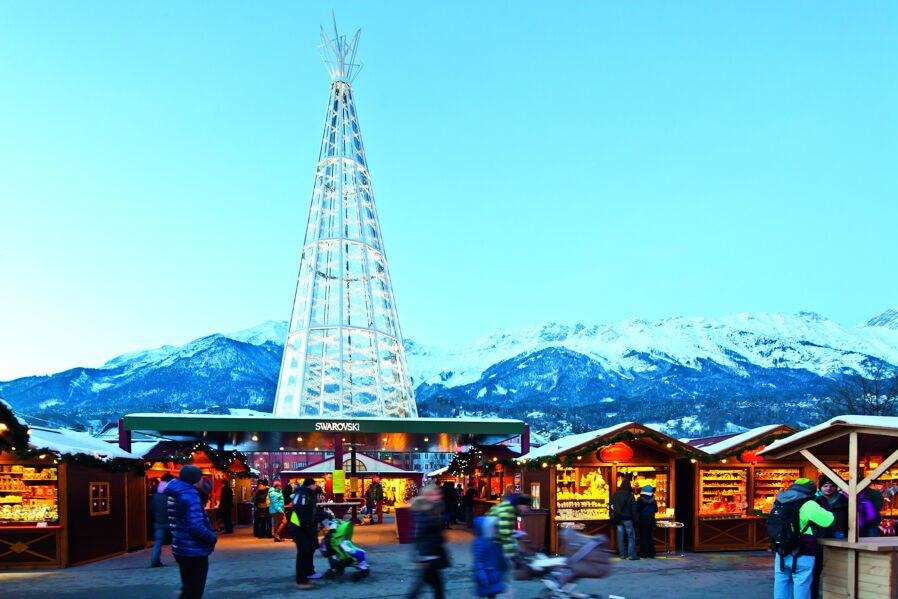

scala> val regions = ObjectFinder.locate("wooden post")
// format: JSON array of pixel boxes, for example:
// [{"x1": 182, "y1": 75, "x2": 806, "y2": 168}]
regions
[
  {"x1": 847, "y1": 431, "x2": 858, "y2": 599},
  {"x1": 522, "y1": 424, "x2": 531, "y2": 456},
  {"x1": 333, "y1": 434, "x2": 343, "y2": 502},
  {"x1": 800, "y1": 449, "x2": 849, "y2": 493},
  {"x1": 117, "y1": 419, "x2": 131, "y2": 454}
]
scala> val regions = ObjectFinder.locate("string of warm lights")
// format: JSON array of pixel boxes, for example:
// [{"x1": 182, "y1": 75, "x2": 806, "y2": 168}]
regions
[{"x1": 447, "y1": 446, "x2": 485, "y2": 476}]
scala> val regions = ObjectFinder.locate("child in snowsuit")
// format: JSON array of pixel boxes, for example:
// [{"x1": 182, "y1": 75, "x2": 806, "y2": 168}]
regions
[{"x1": 472, "y1": 516, "x2": 508, "y2": 599}]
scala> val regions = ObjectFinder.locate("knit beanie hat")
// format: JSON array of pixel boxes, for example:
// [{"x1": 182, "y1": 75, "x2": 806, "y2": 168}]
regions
[
  {"x1": 273, "y1": 480, "x2": 282, "y2": 488},
  {"x1": 795, "y1": 477, "x2": 816, "y2": 491},
  {"x1": 818, "y1": 475, "x2": 835, "y2": 489},
  {"x1": 303, "y1": 478, "x2": 317, "y2": 487},
  {"x1": 642, "y1": 485, "x2": 654, "y2": 496},
  {"x1": 179, "y1": 465, "x2": 203, "y2": 484}
]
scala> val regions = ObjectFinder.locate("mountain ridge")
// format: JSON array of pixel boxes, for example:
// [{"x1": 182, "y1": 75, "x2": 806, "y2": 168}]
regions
[{"x1": 2, "y1": 308, "x2": 896, "y2": 438}]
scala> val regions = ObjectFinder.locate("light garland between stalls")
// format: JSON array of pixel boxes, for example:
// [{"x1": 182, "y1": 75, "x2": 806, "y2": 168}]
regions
[
  {"x1": 447, "y1": 446, "x2": 485, "y2": 476},
  {"x1": 160, "y1": 442, "x2": 253, "y2": 477}
]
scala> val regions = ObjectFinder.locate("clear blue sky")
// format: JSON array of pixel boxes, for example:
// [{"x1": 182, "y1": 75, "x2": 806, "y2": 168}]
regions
[{"x1": 1, "y1": 2, "x2": 896, "y2": 380}]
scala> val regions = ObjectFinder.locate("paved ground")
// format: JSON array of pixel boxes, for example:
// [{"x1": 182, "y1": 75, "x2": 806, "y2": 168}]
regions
[{"x1": 1, "y1": 518, "x2": 776, "y2": 598}]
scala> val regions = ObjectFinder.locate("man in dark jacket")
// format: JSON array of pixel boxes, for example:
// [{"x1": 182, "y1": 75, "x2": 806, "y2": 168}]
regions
[
  {"x1": 810, "y1": 476, "x2": 848, "y2": 598},
  {"x1": 217, "y1": 483, "x2": 233, "y2": 534},
  {"x1": 166, "y1": 466, "x2": 217, "y2": 599},
  {"x1": 150, "y1": 473, "x2": 174, "y2": 567},
  {"x1": 611, "y1": 478, "x2": 637, "y2": 560},
  {"x1": 292, "y1": 478, "x2": 320, "y2": 590}
]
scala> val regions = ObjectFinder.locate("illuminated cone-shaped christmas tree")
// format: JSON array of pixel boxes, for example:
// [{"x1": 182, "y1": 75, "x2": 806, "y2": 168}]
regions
[{"x1": 273, "y1": 21, "x2": 417, "y2": 418}]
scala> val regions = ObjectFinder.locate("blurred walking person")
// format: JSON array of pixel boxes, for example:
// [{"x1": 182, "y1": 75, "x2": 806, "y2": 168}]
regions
[
  {"x1": 166, "y1": 466, "x2": 217, "y2": 599},
  {"x1": 150, "y1": 473, "x2": 173, "y2": 567},
  {"x1": 463, "y1": 482, "x2": 476, "y2": 529},
  {"x1": 406, "y1": 485, "x2": 450, "y2": 599},
  {"x1": 253, "y1": 479, "x2": 272, "y2": 538},
  {"x1": 291, "y1": 478, "x2": 321, "y2": 590},
  {"x1": 269, "y1": 480, "x2": 286, "y2": 541},
  {"x1": 472, "y1": 516, "x2": 508, "y2": 599},
  {"x1": 217, "y1": 481, "x2": 233, "y2": 534},
  {"x1": 440, "y1": 480, "x2": 457, "y2": 529}
]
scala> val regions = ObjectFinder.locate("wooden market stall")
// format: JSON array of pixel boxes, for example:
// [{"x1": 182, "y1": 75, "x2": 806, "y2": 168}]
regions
[
  {"x1": 684, "y1": 424, "x2": 813, "y2": 551},
  {"x1": 0, "y1": 417, "x2": 145, "y2": 569},
  {"x1": 517, "y1": 422, "x2": 701, "y2": 555},
  {"x1": 138, "y1": 441, "x2": 251, "y2": 535},
  {"x1": 759, "y1": 416, "x2": 898, "y2": 599},
  {"x1": 281, "y1": 452, "x2": 423, "y2": 510}
]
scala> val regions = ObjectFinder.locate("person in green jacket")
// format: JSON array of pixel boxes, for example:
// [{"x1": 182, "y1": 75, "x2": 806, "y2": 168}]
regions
[
  {"x1": 773, "y1": 478, "x2": 834, "y2": 599},
  {"x1": 269, "y1": 481, "x2": 286, "y2": 542},
  {"x1": 487, "y1": 494, "x2": 531, "y2": 561}
]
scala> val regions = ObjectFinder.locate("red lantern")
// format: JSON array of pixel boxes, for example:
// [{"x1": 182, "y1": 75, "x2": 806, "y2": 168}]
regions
[
  {"x1": 740, "y1": 446, "x2": 765, "y2": 463},
  {"x1": 599, "y1": 443, "x2": 634, "y2": 463}
]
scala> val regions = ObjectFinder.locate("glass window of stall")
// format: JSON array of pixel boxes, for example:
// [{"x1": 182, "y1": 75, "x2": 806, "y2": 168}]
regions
[
  {"x1": 698, "y1": 466, "x2": 749, "y2": 518},
  {"x1": 0, "y1": 463, "x2": 60, "y2": 526},
  {"x1": 555, "y1": 465, "x2": 611, "y2": 521},
  {"x1": 618, "y1": 465, "x2": 672, "y2": 517},
  {"x1": 752, "y1": 466, "x2": 800, "y2": 515}
]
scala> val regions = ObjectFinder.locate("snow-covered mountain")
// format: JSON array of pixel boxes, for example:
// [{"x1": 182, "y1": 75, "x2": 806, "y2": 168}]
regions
[{"x1": 1, "y1": 309, "x2": 896, "y2": 438}]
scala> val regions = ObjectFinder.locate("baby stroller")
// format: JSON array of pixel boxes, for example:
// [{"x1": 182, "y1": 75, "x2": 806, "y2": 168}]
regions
[
  {"x1": 317, "y1": 510, "x2": 371, "y2": 581},
  {"x1": 519, "y1": 528, "x2": 613, "y2": 599}
]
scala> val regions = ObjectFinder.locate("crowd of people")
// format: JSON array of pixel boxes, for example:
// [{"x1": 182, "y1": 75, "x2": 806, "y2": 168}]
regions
[
  {"x1": 771, "y1": 475, "x2": 885, "y2": 599},
  {"x1": 145, "y1": 465, "x2": 894, "y2": 598}
]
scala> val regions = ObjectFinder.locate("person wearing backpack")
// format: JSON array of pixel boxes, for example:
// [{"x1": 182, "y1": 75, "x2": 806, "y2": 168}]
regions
[
  {"x1": 610, "y1": 477, "x2": 638, "y2": 560},
  {"x1": 769, "y1": 478, "x2": 834, "y2": 599}
]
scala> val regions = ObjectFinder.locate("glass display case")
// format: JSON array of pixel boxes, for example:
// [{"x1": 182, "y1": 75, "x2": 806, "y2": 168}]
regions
[
  {"x1": 699, "y1": 467, "x2": 748, "y2": 517},
  {"x1": 752, "y1": 467, "x2": 800, "y2": 515},
  {"x1": 618, "y1": 465, "x2": 671, "y2": 517},
  {"x1": 0, "y1": 464, "x2": 59, "y2": 525},
  {"x1": 555, "y1": 466, "x2": 611, "y2": 521}
]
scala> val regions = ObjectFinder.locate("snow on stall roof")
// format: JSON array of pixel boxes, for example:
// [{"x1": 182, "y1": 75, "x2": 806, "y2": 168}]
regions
[
  {"x1": 28, "y1": 426, "x2": 140, "y2": 460},
  {"x1": 427, "y1": 466, "x2": 449, "y2": 477},
  {"x1": 692, "y1": 424, "x2": 786, "y2": 456},
  {"x1": 760, "y1": 416, "x2": 898, "y2": 456},
  {"x1": 518, "y1": 423, "x2": 637, "y2": 462}
]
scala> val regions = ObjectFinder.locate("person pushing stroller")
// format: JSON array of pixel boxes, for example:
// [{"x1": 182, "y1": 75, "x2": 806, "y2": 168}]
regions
[{"x1": 317, "y1": 510, "x2": 370, "y2": 580}]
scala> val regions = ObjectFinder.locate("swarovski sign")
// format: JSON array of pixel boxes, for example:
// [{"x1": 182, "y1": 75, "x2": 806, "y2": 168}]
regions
[{"x1": 314, "y1": 421, "x2": 361, "y2": 432}]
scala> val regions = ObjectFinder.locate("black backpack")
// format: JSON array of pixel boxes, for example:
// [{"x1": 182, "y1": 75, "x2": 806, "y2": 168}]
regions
[{"x1": 767, "y1": 497, "x2": 812, "y2": 570}]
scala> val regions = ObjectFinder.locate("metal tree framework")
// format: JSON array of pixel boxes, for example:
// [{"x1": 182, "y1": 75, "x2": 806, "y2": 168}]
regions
[{"x1": 273, "y1": 21, "x2": 417, "y2": 419}]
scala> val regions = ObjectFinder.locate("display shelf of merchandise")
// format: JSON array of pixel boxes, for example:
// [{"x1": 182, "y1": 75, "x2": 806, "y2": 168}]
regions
[
  {"x1": 699, "y1": 468, "x2": 748, "y2": 517},
  {"x1": 618, "y1": 465, "x2": 670, "y2": 514},
  {"x1": 0, "y1": 466, "x2": 59, "y2": 526},
  {"x1": 836, "y1": 467, "x2": 898, "y2": 517},
  {"x1": 752, "y1": 468, "x2": 799, "y2": 515},
  {"x1": 555, "y1": 467, "x2": 610, "y2": 521}
]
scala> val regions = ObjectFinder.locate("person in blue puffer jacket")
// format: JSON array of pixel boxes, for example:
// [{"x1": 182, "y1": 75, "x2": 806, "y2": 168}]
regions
[
  {"x1": 472, "y1": 516, "x2": 508, "y2": 598},
  {"x1": 167, "y1": 465, "x2": 217, "y2": 599}
]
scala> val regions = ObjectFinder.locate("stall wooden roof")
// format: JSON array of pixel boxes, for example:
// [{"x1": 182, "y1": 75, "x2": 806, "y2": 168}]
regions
[
  {"x1": 28, "y1": 426, "x2": 140, "y2": 460},
  {"x1": 518, "y1": 422, "x2": 704, "y2": 462},
  {"x1": 688, "y1": 424, "x2": 795, "y2": 457}
]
